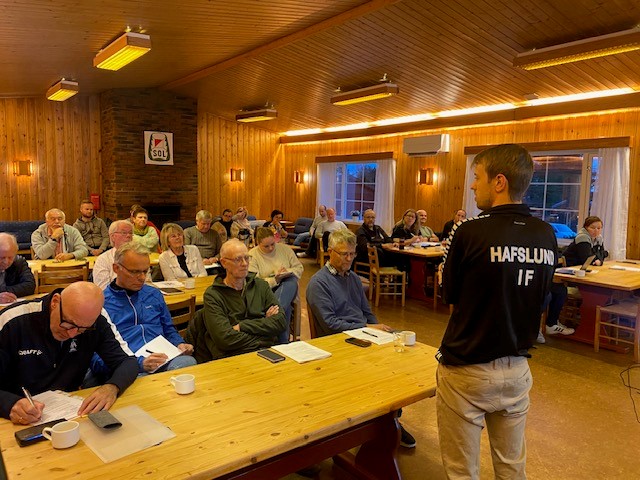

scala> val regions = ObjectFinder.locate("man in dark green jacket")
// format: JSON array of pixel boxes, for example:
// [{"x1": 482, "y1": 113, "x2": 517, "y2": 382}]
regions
[{"x1": 189, "y1": 239, "x2": 286, "y2": 362}]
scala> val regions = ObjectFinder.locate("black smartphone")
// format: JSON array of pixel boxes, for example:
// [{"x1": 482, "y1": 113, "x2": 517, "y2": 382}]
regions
[
  {"x1": 345, "y1": 337, "x2": 372, "y2": 348},
  {"x1": 257, "y1": 349, "x2": 286, "y2": 363},
  {"x1": 14, "y1": 418, "x2": 66, "y2": 447}
]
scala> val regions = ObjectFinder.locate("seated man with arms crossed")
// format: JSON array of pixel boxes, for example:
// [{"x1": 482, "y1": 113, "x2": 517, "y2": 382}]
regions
[
  {"x1": 93, "y1": 220, "x2": 134, "y2": 289},
  {"x1": 416, "y1": 209, "x2": 439, "y2": 242},
  {"x1": 31, "y1": 208, "x2": 88, "y2": 260},
  {"x1": 95, "y1": 242, "x2": 196, "y2": 376},
  {"x1": 187, "y1": 239, "x2": 286, "y2": 362},
  {"x1": 72, "y1": 199, "x2": 110, "y2": 256},
  {"x1": 355, "y1": 209, "x2": 395, "y2": 267},
  {"x1": 306, "y1": 229, "x2": 416, "y2": 448},
  {"x1": 184, "y1": 210, "x2": 222, "y2": 268},
  {"x1": 0, "y1": 233, "x2": 35, "y2": 304},
  {"x1": 0, "y1": 282, "x2": 137, "y2": 424}
]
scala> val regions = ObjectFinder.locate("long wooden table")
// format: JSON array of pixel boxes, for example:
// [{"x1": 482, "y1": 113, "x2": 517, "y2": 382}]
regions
[
  {"x1": 0, "y1": 334, "x2": 438, "y2": 479},
  {"x1": 554, "y1": 261, "x2": 640, "y2": 349},
  {"x1": 383, "y1": 245, "x2": 444, "y2": 309},
  {"x1": 162, "y1": 276, "x2": 215, "y2": 307},
  {"x1": 28, "y1": 253, "x2": 160, "y2": 274}
]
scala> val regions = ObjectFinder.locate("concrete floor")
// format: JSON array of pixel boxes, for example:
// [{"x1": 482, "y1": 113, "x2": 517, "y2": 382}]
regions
[{"x1": 284, "y1": 257, "x2": 640, "y2": 479}]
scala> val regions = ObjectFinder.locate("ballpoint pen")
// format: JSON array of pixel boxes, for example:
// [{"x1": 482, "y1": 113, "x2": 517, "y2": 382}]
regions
[
  {"x1": 21, "y1": 387, "x2": 36, "y2": 409},
  {"x1": 362, "y1": 330, "x2": 378, "y2": 338}
]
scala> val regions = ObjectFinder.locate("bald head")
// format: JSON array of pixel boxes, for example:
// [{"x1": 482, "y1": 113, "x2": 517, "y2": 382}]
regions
[{"x1": 50, "y1": 282, "x2": 104, "y2": 341}]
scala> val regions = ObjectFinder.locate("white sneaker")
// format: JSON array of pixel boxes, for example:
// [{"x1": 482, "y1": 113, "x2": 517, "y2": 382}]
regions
[
  {"x1": 545, "y1": 323, "x2": 575, "y2": 336},
  {"x1": 296, "y1": 252, "x2": 308, "y2": 258},
  {"x1": 536, "y1": 331, "x2": 546, "y2": 344}
]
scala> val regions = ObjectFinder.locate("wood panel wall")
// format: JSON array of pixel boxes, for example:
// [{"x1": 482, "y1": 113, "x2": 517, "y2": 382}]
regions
[
  {"x1": 0, "y1": 96, "x2": 102, "y2": 222},
  {"x1": 280, "y1": 109, "x2": 640, "y2": 258},
  {"x1": 198, "y1": 112, "x2": 282, "y2": 220}
]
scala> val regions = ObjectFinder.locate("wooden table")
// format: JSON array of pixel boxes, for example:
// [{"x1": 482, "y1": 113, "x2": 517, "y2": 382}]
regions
[
  {"x1": 554, "y1": 261, "x2": 640, "y2": 349},
  {"x1": 162, "y1": 276, "x2": 215, "y2": 307},
  {"x1": 28, "y1": 253, "x2": 160, "y2": 274},
  {"x1": 383, "y1": 245, "x2": 444, "y2": 309},
  {"x1": 0, "y1": 335, "x2": 438, "y2": 479}
]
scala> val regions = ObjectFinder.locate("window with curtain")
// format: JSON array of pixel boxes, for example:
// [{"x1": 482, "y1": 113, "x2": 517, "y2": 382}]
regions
[{"x1": 334, "y1": 163, "x2": 376, "y2": 219}]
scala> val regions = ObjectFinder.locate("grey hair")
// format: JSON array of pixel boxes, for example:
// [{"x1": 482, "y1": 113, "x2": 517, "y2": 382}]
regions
[
  {"x1": 195, "y1": 209, "x2": 213, "y2": 221},
  {"x1": 0, "y1": 232, "x2": 18, "y2": 250},
  {"x1": 45, "y1": 208, "x2": 65, "y2": 221},
  {"x1": 328, "y1": 229, "x2": 356, "y2": 250},
  {"x1": 220, "y1": 238, "x2": 247, "y2": 258},
  {"x1": 108, "y1": 220, "x2": 132, "y2": 247},
  {"x1": 113, "y1": 241, "x2": 150, "y2": 264}
]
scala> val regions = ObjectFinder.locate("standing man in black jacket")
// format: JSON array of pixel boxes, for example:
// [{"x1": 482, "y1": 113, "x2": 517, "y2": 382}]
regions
[
  {"x1": 0, "y1": 282, "x2": 138, "y2": 424},
  {"x1": 0, "y1": 233, "x2": 35, "y2": 303},
  {"x1": 437, "y1": 144, "x2": 556, "y2": 479}
]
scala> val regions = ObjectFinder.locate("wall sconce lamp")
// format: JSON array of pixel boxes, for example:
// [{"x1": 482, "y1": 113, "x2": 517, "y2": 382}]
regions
[
  {"x1": 418, "y1": 168, "x2": 434, "y2": 185},
  {"x1": 294, "y1": 171, "x2": 304, "y2": 184},
  {"x1": 13, "y1": 160, "x2": 32, "y2": 176},
  {"x1": 230, "y1": 168, "x2": 244, "y2": 182}
]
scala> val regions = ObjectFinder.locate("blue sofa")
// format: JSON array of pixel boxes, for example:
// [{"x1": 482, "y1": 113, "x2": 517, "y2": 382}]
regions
[
  {"x1": 287, "y1": 217, "x2": 313, "y2": 245},
  {"x1": 0, "y1": 221, "x2": 42, "y2": 255}
]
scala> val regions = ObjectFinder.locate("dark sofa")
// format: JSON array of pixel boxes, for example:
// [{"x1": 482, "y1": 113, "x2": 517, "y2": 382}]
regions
[{"x1": 0, "y1": 221, "x2": 42, "y2": 255}]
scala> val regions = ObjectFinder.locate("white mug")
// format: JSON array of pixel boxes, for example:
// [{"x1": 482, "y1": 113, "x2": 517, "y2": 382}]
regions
[
  {"x1": 184, "y1": 278, "x2": 196, "y2": 289},
  {"x1": 401, "y1": 330, "x2": 417, "y2": 346},
  {"x1": 42, "y1": 420, "x2": 80, "y2": 449},
  {"x1": 170, "y1": 373, "x2": 195, "y2": 394},
  {"x1": 575, "y1": 269, "x2": 586, "y2": 278}
]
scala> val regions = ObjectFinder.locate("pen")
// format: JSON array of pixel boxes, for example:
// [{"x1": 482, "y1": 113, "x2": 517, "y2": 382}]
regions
[
  {"x1": 146, "y1": 349, "x2": 155, "y2": 354},
  {"x1": 362, "y1": 330, "x2": 378, "y2": 338},
  {"x1": 22, "y1": 387, "x2": 36, "y2": 409}
]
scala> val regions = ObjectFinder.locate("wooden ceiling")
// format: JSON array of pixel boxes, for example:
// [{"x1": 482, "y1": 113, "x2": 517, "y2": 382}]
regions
[{"x1": 2, "y1": 0, "x2": 640, "y2": 133}]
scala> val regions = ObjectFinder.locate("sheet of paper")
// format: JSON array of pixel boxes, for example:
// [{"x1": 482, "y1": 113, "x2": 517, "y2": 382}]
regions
[
  {"x1": 204, "y1": 262, "x2": 221, "y2": 270},
  {"x1": 610, "y1": 265, "x2": 640, "y2": 272},
  {"x1": 31, "y1": 390, "x2": 84, "y2": 425},
  {"x1": 272, "y1": 341, "x2": 331, "y2": 364},
  {"x1": 134, "y1": 335, "x2": 183, "y2": 373},
  {"x1": 344, "y1": 327, "x2": 395, "y2": 345},
  {"x1": 152, "y1": 280, "x2": 184, "y2": 289}
]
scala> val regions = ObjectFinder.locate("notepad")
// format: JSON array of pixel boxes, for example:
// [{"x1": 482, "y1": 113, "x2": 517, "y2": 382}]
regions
[
  {"x1": 272, "y1": 341, "x2": 331, "y2": 363},
  {"x1": 344, "y1": 327, "x2": 395, "y2": 345},
  {"x1": 31, "y1": 390, "x2": 84, "y2": 425},
  {"x1": 134, "y1": 336, "x2": 183, "y2": 373}
]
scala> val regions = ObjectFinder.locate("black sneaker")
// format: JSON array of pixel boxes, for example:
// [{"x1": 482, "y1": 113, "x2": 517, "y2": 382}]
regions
[{"x1": 400, "y1": 424, "x2": 416, "y2": 448}]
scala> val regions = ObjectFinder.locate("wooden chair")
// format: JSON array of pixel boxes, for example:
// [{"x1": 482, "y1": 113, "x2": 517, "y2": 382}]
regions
[
  {"x1": 367, "y1": 246, "x2": 406, "y2": 307},
  {"x1": 306, "y1": 305, "x2": 319, "y2": 339},
  {"x1": 290, "y1": 295, "x2": 302, "y2": 342},
  {"x1": 36, "y1": 266, "x2": 89, "y2": 294},
  {"x1": 168, "y1": 295, "x2": 196, "y2": 337},
  {"x1": 595, "y1": 300, "x2": 640, "y2": 362}
]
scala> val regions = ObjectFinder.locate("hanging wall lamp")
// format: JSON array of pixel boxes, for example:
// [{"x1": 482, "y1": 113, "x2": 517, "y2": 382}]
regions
[
  {"x1": 13, "y1": 160, "x2": 32, "y2": 176},
  {"x1": 46, "y1": 79, "x2": 79, "y2": 101},
  {"x1": 230, "y1": 168, "x2": 244, "y2": 182},
  {"x1": 94, "y1": 32, "x2": 151, "y2": 71}
]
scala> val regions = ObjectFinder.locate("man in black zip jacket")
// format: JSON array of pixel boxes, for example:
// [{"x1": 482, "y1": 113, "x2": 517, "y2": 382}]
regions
[
  {"x1": 0, "y1": 282, "x2": 137, "y2": 424},
  {"x1": 437, "y1": 144, "x2": 556, "y2": 479}
]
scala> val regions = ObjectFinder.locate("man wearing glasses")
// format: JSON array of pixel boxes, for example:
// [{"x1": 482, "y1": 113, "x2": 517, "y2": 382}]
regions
[
  {"x1": 93, "y1": 220, "x2": 137, "y2": 289},
  {"x1": 187, "y1": 239, "x2": 286, "y2": 362},
  {"x1": 0, "y1": 282, "x2": 137, "y2": 424},
  {"x1": 96, "y1": 242, "x2": 196, "y2": 375}
]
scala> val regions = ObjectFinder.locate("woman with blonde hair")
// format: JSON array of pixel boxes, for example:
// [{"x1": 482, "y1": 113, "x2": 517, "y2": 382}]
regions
[
  {"x1": 158, "y1": 223, "x2": 207, "y2": 280},
  {"x1": 391, "y1": 208, "x2": 421, "y2": 245},
  {"x1": 231, "y1": 206, "x2": 254, "y2": 246}
]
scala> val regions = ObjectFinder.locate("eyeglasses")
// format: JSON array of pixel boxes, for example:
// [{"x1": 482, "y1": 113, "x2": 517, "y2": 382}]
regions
[
  {"x1": 58, "y1": 296, "x2": 96, "y2": 334},
  {"x1": 331, "y1": 250, "x2": 356, "y2": 259},
  {"x1": 223, "y1": 255, "x2": 252, "y2": 265},
  {"x1": 117, "y1": 263, "x2": 150, "y2": 277}
]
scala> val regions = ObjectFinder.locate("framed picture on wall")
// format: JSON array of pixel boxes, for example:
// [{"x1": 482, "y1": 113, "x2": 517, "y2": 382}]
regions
[{"x1": 144, "y1": 131, "x2": 174, "y2": 165}]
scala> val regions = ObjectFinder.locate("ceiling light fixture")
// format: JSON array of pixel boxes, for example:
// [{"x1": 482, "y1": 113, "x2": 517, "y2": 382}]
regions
[
  {"x1": 513, "y1": 28, "x2": 640, "y2": 70},
  {"x1": 236, "y1": 108, "x2": 278, "y2": 123},
  {"x1": 46, "y1": 79, "x2": 79, "y2": 101},
  {"x1": 523, "y1": 88, "x2": 634, "y2": 106},
  {"x1": 331, "y1": 82, "x2": 399, "y2": 106},
  {"x1": 94, "y1": 32, "x2": 151, "y2": 71},
  {"x1": 437, "y1": 103, "x2": 516, "y2": 117}
]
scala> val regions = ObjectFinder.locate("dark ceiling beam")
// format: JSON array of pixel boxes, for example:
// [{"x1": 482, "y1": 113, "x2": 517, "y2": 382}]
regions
[{"x1": 162, "y1": 0, "x2": 403, "y2": 90}]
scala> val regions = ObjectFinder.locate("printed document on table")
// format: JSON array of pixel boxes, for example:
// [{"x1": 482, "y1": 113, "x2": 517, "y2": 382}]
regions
[
  {"x1": 152, "y1": 280, "x2": 184, "y2": 289},
  {"x1": 31, "y1": 390, "x2": 84, "y2": 425},
  {"x1": 272, "y1": 341, "x2": 331, "y2": 363},
  {"x1": 344, "y1": 327, "x2": 395, "y2": 345},
  {"x1": 134, "y1": 335, "x2": 183, "y2": 372}
]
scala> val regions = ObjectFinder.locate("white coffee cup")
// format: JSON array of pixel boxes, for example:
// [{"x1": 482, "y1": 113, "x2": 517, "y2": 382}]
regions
[
  {"x1": 401, "y1": 330, "x2": 416, "y2": 346},
  {"x1": 170, "y1": 373, "x2": 195, "y2": 394},
  {"x1": 42, "y1": 420, "x2": 80, "y2": 449},
  {"x1": 575, "y1": 269, "x2": 586, "y2": 278},
  {"x1": 184, "y1": 278, "x2": 196, "y2": 289}
]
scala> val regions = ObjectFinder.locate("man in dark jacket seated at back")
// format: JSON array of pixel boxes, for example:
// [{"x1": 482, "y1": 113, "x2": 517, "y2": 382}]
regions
[
  {"x1": 354, "y1": 209, "x2": 395, "y2": 267},
  {"x1": 0, "y1": 233, "x2": 35, "y2": 304}
]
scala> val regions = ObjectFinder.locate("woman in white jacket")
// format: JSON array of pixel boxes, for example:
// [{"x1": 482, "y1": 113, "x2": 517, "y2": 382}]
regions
[{"x1": 158, "y1": 223, "x2": 207, "y2": 280}]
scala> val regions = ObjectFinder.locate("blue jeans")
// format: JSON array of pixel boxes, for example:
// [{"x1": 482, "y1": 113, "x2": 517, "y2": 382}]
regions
[
  {"x1": 138, "y1": 354, "x2": 197, "y2": 377},
  {"x1": 293, "y1": 232, "x2": 310, "y2": 246},
  {"x1": 273, "y1": 276, "x2": 298, "y2": 343}
]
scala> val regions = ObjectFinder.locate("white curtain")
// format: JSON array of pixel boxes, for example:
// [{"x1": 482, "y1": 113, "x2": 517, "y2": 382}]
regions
[
  {"x1": 591, "y1": 147, "x2": 629, "y2": 260},
  {"x1": 316, "y1": 159, "x2": 396, "y2": 232},
  {"x1": 462, "y1": 155, "x2": 480, "y2": 217},
  {"x1": 374, "y1": 159, "x2": 396, "y2": 232}
]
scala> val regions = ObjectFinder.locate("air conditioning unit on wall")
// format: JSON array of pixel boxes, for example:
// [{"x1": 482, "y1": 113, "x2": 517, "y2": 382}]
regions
[{"x1": 403, "y1": 134, "x2": 450, "y2": 156}]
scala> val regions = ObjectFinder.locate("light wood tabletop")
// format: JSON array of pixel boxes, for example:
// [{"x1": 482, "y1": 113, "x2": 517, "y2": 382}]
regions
[
  {"x1": 0, "y1": 334, "x2": 438, "y2": 479},
  {"x1": 553, "y1": 261, "x2": 640, "y2": 291},
  {"x1": 382, "y1": 244, "x2": 444, "y2": 259},
  {"x1": 161, "y1": 276, "x2": 215, "y2": 306},
  {"x1": 28, "y1": 253, "x2": 160, "y2": 274}
]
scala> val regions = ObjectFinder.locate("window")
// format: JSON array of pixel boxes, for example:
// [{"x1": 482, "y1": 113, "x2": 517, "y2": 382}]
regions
[
  {"x1": 334, "y1": 163, "x2": 377, "y2": 219},
  {"x1": 523, "y1": 152, "x2": 599, "y2": 245}
]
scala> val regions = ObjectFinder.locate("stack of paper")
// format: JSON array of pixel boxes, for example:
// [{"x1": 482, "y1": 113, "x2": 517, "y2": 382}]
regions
[
  {"x1": 272, "y1": 341, "x2": 331, "y2": 364},
  {"x1": 344, "y1": 327, "x2": 395, "y2": 345},
  {"x1": 32, "y1": 390, "x2": 84, "y2": 425}
]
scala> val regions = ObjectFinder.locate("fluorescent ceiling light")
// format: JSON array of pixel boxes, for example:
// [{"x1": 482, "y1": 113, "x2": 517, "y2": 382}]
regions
[
  {"x1": 283, "y1": 128, "x2": 323, "y2": 137},
  {"x1": 514, "y1": 28, "x2": 640, "y2": 70},
  {"x1": 94, "y1": 32, "x2": 151, "y2": 71},
  {"x1": 524, "y1": 88, "x2": 634, "y2": 106},
  {"x1": 236, "y1": 108, "x2": 277, "y2": 122},
  {"x1": 331, "y1": 83, "x2": 399, "y2": 106},
  {"x1": 324, "y1": 123, "x2": 371, "y2": 132},
  {"x1": 373, "y1": 114, "x2": 435, "y2": 126},
  {"x1": 437, "y1": 104, "x2": 516, "y2": 117},
  {"x1": 46, "y1": 79, "x2": 79, "y2": 101}
]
